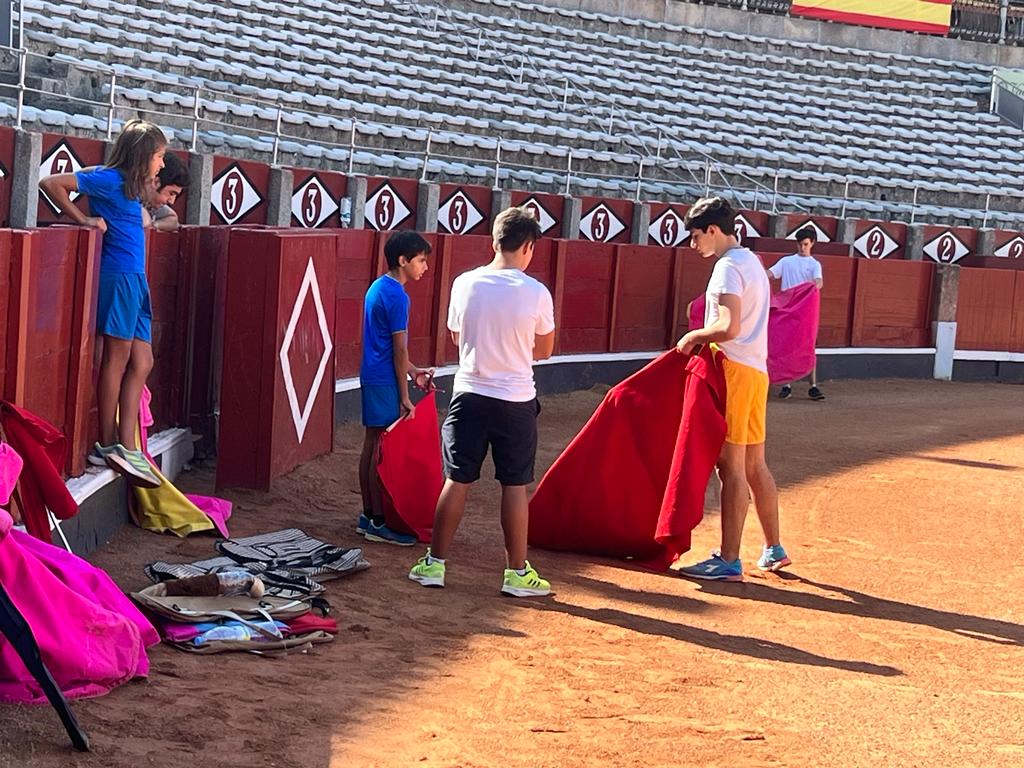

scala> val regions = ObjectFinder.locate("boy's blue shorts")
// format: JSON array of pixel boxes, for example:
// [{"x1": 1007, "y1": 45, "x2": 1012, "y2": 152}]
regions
[
  {"x1": 97, "y1": 272, "x2": 152, "y2": 343},
  {"x1": 361, "y1": 382, "x2": 400, "y2": 428}
]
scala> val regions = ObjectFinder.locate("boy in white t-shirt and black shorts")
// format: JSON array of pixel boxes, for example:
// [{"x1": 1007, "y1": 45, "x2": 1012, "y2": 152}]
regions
[
  {"x1": 767, "y1": 226, "x2": 825, "y2": 401},
  {"x1": 408, "y1": 207, "x2": 556, "y2": 597},
  {"x1": 676, "y1": 197, "x2": 790, "y2": 582}
]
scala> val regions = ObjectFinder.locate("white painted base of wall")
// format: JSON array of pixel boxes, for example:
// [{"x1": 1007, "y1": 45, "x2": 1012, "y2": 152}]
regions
[{"x1": 933, "y1": 322, "x2": 957, "y2": 381}]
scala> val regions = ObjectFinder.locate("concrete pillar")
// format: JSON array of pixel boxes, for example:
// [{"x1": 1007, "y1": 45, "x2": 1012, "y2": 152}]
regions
[
  {"x1": 185, "y1": 152, "x2": 213, "y2": 226},
  {"x1": 561, "y1": 195, "x2": 581, "y2": 240},
  {"x1": 416, "y1": 182, "x2": 440, "y2": 233},
  {"x1": 10, "y1": 130, "x2": 41, "y2": 229},
  {"x1": 630, "y1": 201, "x2": 650, "y2": 245},
  {"x1": 931, "y1": 264, "x2": 960, "y2": 381},
  {"x1": 769, "y1": 213, "x2": 789, "y2": 240},
  {"x1": 102, "y1": 140, "x2": 115, "y2": 164},
  {"x1": 704, "y1": 472, "x2": 721, "y2": 512},
  {"x1": 266, "y1": 167, "x2": 293, "y2": 227},
  {"x1": 906, "y1": 223, "x2": 926, "y2": 261},
  {"x1": 838, "y1": 217, "x2": 858, "y2": 247},
  {"x1": 977, "y1": 227, "x2": 996, "y2": 257},
  {"x1": 347, "y1": 175, "x2": 367, "y2": 230},
  {"x1": 491, "y1": 188, "x2": 511, "y2": 218}
]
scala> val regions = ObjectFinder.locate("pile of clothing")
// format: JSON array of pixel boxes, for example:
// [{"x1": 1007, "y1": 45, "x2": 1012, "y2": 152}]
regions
[{"x1": 135, "y1": 528, "x2": 369, "y2": 655}]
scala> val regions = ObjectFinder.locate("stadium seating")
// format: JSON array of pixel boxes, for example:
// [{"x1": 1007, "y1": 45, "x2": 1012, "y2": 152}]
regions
[{"x1": 12, "y1": 0, "x2": 1024, "y2": 225}]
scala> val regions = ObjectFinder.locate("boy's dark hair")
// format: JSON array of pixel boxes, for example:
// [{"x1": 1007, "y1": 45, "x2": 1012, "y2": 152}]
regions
[
  {"x1": 106, "y1": 118, "x2": 167, "y2": 201},
  {"x1": 384, "y1": 230, "x2": 431, "y2": 270},
  {"x1": 683, "y1": 196, "x2": 736, "y2": 236},
  {"x1": 493, "y1": 206, "x2": 542, "y2": 253},
  {"x1": 157, "y1": 152, "x2": 189, "y2": 190},
  {"x1": 795, "y1": 226, "x2": 817, "y2": 243}
]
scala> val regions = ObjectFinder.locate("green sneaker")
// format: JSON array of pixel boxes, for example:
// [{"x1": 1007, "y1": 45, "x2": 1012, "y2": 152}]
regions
[
  {"x1": 105, "y1": 444, "x2": 162, "y2": 489},
  {"x1": 408, "y1": 552, "x2": 445, "y2": 588},
  {"x1": 501, "y1": 561, "x2": 551, "y2": 597}
]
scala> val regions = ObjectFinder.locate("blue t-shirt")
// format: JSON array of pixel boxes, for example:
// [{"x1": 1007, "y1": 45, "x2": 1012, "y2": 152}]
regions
[
  {"x1": 360, "y1": 274, "x2": 410, "y2": 385},
  {"x1": 75, "y1": 167, "x2": 146, "y2": 274}
]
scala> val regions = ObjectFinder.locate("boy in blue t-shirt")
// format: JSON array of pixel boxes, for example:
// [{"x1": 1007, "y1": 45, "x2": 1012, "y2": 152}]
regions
[{"x1": 356, "y1": 231, "x2": 433, "y2": 546}]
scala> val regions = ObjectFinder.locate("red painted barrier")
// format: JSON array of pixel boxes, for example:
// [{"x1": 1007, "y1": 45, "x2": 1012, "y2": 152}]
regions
[
  {"x1": 217, "y1": 229, "x2": 337, "y2": 490},
  {"x1": 176, "y1": 226, "x2": 230, "y2": 454},
  {"x1": 557, "y1": 240, "x2": 615, "y2": 353},
  {"x1": 4, "y1": 227, "x2": 100, "y2": 475},
  {"x1": 852, "y1": 259, "x2": 934, "y2": 347},
  {"x1": 609, "y1": 244, "x2": 674, "y2": 351},
  {"x1": 145, "y1": 231, "x2": 189, "y2": 430},
  {"x1": 334, "y1": 228, "x2": 377, "y2": 378},
  {"x1": 955, "y1": 266, "x2": 1022, "y2": 352}
]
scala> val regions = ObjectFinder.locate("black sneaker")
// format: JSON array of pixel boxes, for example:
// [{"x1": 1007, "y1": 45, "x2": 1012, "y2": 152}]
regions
[
  {"x1": 808, "y1": 386, "x2": 826, "y2": 401},
  {"x1": 778, "y1": 385, "x2": 792, "y2": 399}
]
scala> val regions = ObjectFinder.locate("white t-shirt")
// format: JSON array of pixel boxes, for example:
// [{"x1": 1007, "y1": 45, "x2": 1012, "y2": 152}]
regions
[
  {"x1": 448, "y1": 266, "x2": 555, "y2": 402},
  {"x1": 768, "y1": 254, "x2": 823, "y2": 291},
  {"x1": 705, "y1": 246, "x2": 770, "y2": 372}
]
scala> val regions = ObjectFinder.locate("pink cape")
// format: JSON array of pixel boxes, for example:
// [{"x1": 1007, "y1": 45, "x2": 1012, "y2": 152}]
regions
[
  {"x1": 688, "y1": 282, "x2": 821, "y2": 385},
  {"x1": 376, "y1": 391, "x2": 442, "y2": 542},
  {"x1": 0, "y1": 510, "x2": 158, "y2": 704}
]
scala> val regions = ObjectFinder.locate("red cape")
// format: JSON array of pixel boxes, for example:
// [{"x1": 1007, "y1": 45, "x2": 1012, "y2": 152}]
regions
[
  {"x1": 528, "y1": 347, "x2": 726, "y2": 569},
  {"x1": 0, "y1": 402, "x2": 78, "y2": 542},
  {"x1": 376, "y1": 391, "x2": 442, "y2": 542}
]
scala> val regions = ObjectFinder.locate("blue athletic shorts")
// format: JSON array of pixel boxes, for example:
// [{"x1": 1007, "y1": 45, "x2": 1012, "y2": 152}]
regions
[
  {"x1": 361, "y1": 382, "x2": 400, "y2": 428},
  {"x1": 97, "y1": 272, "x2": 152, "y2": 343}
]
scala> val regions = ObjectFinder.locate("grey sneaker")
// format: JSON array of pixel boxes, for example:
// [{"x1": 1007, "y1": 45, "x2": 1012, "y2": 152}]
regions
[
  {"x1": 104, "y1": 444, "x2": 163, "y2": 489},
  {"x1": 88, "y1": 442, "x2": 117, "y2": 468}
]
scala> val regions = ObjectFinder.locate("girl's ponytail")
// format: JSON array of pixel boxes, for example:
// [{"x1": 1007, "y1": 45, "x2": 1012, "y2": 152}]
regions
[{"x1": 106, "y1": 119, "x2": 167, "y2": 201}]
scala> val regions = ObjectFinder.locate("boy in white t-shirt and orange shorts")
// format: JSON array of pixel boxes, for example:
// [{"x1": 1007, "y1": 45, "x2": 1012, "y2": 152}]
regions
[
  {"x1": 408, "y1": 207, "x2": 556, "y2": 597},
  {"x1": 675, "y1": 197, "x2": 791, "y2": 582}
]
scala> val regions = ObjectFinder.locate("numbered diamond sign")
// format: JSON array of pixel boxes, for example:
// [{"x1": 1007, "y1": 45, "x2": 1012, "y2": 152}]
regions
[
  {"x1": 292, "y1": 175, "x2": 338, "y2": 229},
  {"x1": 364, "y1": 182, "x2": 412, "y2": 231},
  {"x1": 648, "y1": 208, "x2": 688, "y2": 247},
  {"x1": 995, "y1": 236, "x2": 1024, "y2": 259},
  {"x1": 580, "y1": 203, "x2": 625, "y2": 243},
  {"x1": 438, "y1": 189, "x2": 485, "y2": 235},
  {"x1": 923, "y1": 230, "x2": 969, "y2": 264},
  {"x1": 853, "y1": 226, "x2": 899, "y2": 259},
  {"x1": 519, "y1": 196, "x2": 558, "y2": 235},
  {"x1": 786, "y1": 220, "x2": 831, "y2": 242},
  {"x1": 39, "y1": 141, "x2": 84, "y2": 213},
  {"x1": 211, "y1": 163, "x2": 262, "y2": 225},
  {"x1": 734, "y1": 213, "x2": 761, "y2": 243}
]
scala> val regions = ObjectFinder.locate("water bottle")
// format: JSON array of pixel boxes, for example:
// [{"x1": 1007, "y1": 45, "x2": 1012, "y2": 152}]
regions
[{"x1": 195, "y1": 625, "x2": 252, "y2": 644}]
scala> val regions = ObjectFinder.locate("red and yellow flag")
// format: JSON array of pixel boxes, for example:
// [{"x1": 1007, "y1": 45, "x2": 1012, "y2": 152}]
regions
[{"x1": 790, "y1": 0, "x2": 953, "y2": 35}]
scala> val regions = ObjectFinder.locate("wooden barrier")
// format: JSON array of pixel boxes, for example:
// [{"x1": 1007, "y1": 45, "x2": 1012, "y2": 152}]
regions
[
  {"x1": 609, "y1": 244, "x2": 674, "y2": 352},
  {"x1": 557, "y1": 240, "x2": 615, "y2": 353},
  {"x1": 334, "y1": 229, "x2": 377, "y2": 378},
  {"x1": 3, "y1": 227, "x2": 100, "y2": 476},
  {"x1": 852, "y1": 259, "x2": 934, "y2": 347},
  {"x1": 955, "y1": 266, "x2": 1024, "y2": 352},
  {"x1": 217, "y1": 229, "x2": 337, "y2": 490}
]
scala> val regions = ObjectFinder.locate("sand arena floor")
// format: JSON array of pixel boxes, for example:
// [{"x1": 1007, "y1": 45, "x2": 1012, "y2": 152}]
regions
[{"x1": 0, "y1": 378, "x2": 1022, "y2": 768}]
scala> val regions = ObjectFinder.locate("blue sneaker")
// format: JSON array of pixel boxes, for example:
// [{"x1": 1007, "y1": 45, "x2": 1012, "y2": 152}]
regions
[
  {"x1": 364, "y1": 521, "x2": 417, "y2": 546},
  {"x1": 757, "y1": 544, "x2": 792, "y2": 572},
  {"x1": 678, "y1": 552, "x2": 743, "y2": 582},
  {"x1": 355, "y1": 513, "x2": 371, "y2": 536}
]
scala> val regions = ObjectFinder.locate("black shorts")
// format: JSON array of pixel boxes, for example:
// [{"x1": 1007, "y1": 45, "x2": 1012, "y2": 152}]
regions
[{"x1": 441, "y1": 392, "x2": 541, "y2": 486}]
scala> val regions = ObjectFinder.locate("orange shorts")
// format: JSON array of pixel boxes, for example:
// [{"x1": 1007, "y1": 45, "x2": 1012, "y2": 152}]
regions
[{"x1": 721, "y1": 356, "x2": 769, "y2": 445}]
